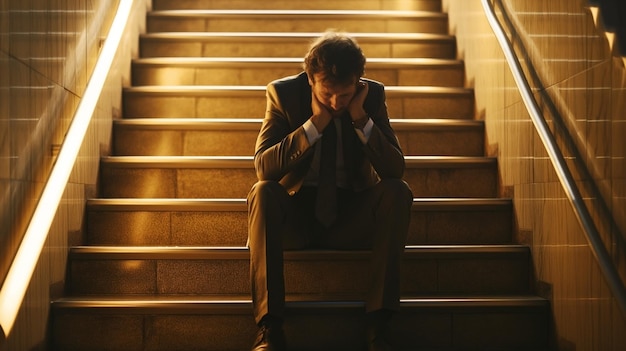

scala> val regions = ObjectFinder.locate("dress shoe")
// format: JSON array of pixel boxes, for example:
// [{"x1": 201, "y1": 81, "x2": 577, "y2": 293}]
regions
[
  {"x1": 251, "y1": 322, "x2": 286, "y2": 351},
  {"x1": 367, "y1": 325, "x2": 395, "y2": 351},
  {"x1": 366, "y1": 309, "x2": 395, "y2": 351}
]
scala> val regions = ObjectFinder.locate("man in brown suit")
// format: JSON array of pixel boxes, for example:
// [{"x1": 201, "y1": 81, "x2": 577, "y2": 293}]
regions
[{"x1": 248, "y1": 31, "x2": 413, "y2": 351}]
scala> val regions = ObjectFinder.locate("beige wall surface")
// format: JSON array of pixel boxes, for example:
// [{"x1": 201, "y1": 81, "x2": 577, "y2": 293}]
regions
[
  {"x1": 443, "y1": 0, "x2": 626, "y2": 350},
  {"x1": 0, "y1": 0, "x2": 149, "y2": 350}
]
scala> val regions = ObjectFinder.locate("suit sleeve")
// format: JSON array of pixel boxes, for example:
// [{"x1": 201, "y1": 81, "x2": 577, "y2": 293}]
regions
[
  {"x1": 254, "y1": 82, "x2": 313, "y2": 181},
  {"x1": 362, "y1": 84, "x2": 406, "y2": 179}
]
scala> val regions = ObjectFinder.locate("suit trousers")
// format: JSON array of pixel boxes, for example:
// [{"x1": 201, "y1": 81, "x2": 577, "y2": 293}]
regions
[{"x1": 247, "y1": 178, "x2": 413, "y2": 325}]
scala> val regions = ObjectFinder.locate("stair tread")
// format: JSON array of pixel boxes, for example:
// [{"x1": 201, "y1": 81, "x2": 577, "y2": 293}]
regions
[
  {"x1": 141, "y1": 31, "x2": 454, "y2": 41},
  {"x1": 99, "y1": 155, "x2": 496, "y2": 168},
  {"x1": 68, "y1": 245, "x2": 529, "y2": 259},
  {"x1": 150, "y1": 0, "x2": 444, "y2": 12},
  {"x1": 148, "y1": 9, "x2": 447, "y2": 17},
  {"x1": 113, "y1": 117, "x2": 482, "y2": 130},
  {"x1": 86, "y1": 197, "x2": 512, "y2": 211},
  {"x1": 53, "y1": 295, "x2": 548, "y2": 311},
  {"x1": 133, "y1": 56, "x2": 463, "y2": 67},
  {"x1": 123, "y1": 85, "x2": 473, "y2": 96},
  {"x1": 145, "y1": 9, "x2": 450, "y2": 35}
]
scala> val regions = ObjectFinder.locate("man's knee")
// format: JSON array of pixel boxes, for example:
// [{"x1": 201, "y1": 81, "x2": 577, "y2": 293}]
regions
[
  {"x1": 378, "y1": 178, "x2": 413, "y2": 205},
  {"x1": 248, "y1": 180, "x2": 285, "y2": 204}
]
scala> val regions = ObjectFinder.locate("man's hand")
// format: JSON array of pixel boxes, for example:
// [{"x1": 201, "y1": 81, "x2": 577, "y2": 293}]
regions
[
  {"x1": 310, "y1": 91, "x2": 333, "y2": 133},
  {"x1": 348, "y1": 80, "x2": 369, "y2": 121}
]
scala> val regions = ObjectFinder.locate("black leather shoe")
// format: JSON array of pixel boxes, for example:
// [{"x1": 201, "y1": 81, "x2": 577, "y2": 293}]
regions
[
  {"x1": 367, "y1": 332, "x2": 393, "y2": 351},
  {"x1": 366, "y1": 310, "x2": 395, "y2": 351},
  {"x1": 251, "y1": 322, "x2": 286, "y2": 351}
]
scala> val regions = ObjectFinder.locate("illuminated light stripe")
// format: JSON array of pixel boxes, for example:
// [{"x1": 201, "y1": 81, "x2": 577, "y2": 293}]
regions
[{"x1": 0, "y1": 0, "x2": 135, "y2": 340}]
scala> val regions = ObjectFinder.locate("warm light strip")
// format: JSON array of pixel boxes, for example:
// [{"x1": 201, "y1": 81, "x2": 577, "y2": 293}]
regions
[{"x1": 0, "y1": 0, "x2": 135, "y2": 340}]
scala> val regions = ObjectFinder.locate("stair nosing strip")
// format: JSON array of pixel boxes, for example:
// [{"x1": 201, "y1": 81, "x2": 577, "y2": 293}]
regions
[
  {"x1": 140, "y1": 32, "x2": 455, "y2": 42},
  {"x1": 123, "y1": 85, "x2": 267, "y2": 96},
  {"x1": 391, "y1": 119, "x2": 483, "y2": 130},
  {"x1": 99, "y1": 155, "x2": 494, "y2": 168},
  {"x1": 100, "y1": 155, "x2": 253, "y2": 168},
  {"x1": 404, "y1": 155, "x2": 496, "y2": 167},
  {"x1": 122, "y1": 85, "x2": 473, "y2": 96},
  {"x1": 132, "y1": 57, "x2": 463, "y2": 68},
  {"x1": 86, "y1": 198, "x2": 247, "y2": 211},
  {"x1": 114, "y1": 118, "x2": 263, "y2": 130},
  {"x1": 147, "y1": 9, "x2": 448, "y2": 18},
  {"x1": 399, "y1": 296, "x2": 548, "y2": 308},
  {"x1": 412, "y1": 198, "x2": 512, "y2": 211},
  {"x1": 51, "y1": 295, "x2": 547, "y2": 313},
  {"x1": 68, "y1": 245, "x2": 528, "y2": 260},
  {"x1": 85, "y1": 198, "x2": 511, "y2": 211},
  {"x1": 113, "y1": 118, "x2": 483, "y2": 131}
]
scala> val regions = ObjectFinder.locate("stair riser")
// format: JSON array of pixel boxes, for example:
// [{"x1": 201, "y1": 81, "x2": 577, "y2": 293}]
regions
[
  {"x1": 140, "y1": 38, "x2": 456, "y2": 59},
  {"x1": 147, "y1": 16, "x2": 448, "y2": 34},
  {"x1": 85, "y1": 206, "x2": 513, "y2": 246},
  {"x1": 152, "y1": 0, "x2": 443, "y2": 12},
  {"x1": 122, "y1": 92, "x2": 475, "y2": 119},
  {"x1": 52, "y1": 306, "x2": 548, "y2": 351},
  {"x1": 113, "y1": 127, "x2": 484, "y2": 156},
  {"x1": 68, "y1": 254, "x2": 530, "y2": 295},
  {"x1": 98, "y1": 165, "x2": 497, "y2": 198},
  {"x1": 131, "y1": 64, "x2": 465, "y2": 87}
]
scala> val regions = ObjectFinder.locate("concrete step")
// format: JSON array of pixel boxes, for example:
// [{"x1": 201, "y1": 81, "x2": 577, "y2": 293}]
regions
[
  {"x1": 98, "y1": 156, "x2": 498, "y2": 199},
  {"x1": 122, "y1": 85, "x2": 474, "y2": 119},
  {"x1": 131, "y1": 57, "x2": 466, "y2": 87},
  {"x1": 66, "y1": 245, "x2": 531, "y2": 296},
  {"x1": 112, "y1": 118, "x2": 484, "y2": 157},
  {"x1": 139, "y1": 32, "x2": 457, "y2": 59},
  {"x1": 146, "y1": 10, "x2": 449, "y2": 34},
  {"x1": 85, "y1": 198, "x2": 513, "y2": 247},
  {"x1": 151, "y1": 0, "x2": 443, "y2": 12},
  {"x1": 51, "y1": 295, "x2": 549, "y2": 351}
]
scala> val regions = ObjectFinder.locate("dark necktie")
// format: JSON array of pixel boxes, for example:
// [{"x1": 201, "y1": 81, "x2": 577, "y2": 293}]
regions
[{"x1": 315, "y1": 119, "x2": 337, "y2": 227}]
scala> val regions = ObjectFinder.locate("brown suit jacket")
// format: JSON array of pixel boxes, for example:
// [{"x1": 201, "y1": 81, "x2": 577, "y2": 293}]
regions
[{"x1": 254, "y1": 72, "x2": 405, "y2": 195}]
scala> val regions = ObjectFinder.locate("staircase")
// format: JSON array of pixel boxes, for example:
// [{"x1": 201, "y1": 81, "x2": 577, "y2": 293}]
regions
[{"x1": 50, "y1": 1, "x2": 550, "y2": 350}]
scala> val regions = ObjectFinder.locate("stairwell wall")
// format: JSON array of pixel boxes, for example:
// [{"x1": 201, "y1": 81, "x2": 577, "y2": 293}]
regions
[
  {"x1": 0, "y1": 0, "x2": 150, "y2": 349},
  {"x1": 442, "y1": 0, "x2": 626, "y2": 350}
]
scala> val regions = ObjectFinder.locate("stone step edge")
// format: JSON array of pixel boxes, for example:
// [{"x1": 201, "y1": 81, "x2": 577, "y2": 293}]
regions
[
  {"x1": 149, "y1": 0, "x2": 444, "y2": 11},
  {"x1": 122, "y1": 85, "x2": 472, "y2": 97},
  {"x1": 99, "y1": 155, "x2": 496, "y2": 168},
  {"x1": 147, "y1": 9, "x2": 447, "y2": 19},
  {"x1": 140, "y1": 32, "x2": 454, "y2": 42},
  {"x1": 132, "y1": 57, "x2": 463, "y2": 68},
  {"x1": 86, "y1": 197, "x2": 512, "y2": 212},
  {"x1": 67, "y1": 245, "x2": 529, "y2": 260},
  {"x1": 51, "y1": 295, "x2": 548, "y2": 315},
  {"x1": 113, "y1": 118, "x2": 482, "y2": 131}
]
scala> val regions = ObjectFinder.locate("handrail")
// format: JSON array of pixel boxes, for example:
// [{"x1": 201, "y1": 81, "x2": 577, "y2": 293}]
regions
[
  {"x1": 480, "y1": 0, "x2": 626, "y2": 316},
  {"x1": 0, "y1": 0, "x2": 135, "y2": 342}
]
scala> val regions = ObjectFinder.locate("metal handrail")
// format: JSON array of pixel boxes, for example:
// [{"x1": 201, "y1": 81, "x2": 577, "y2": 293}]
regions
[
  {"x1": 481, "y1": 0, "x2": 626, "y2": 315},
  {"x1": 0, "y1": 0, "x2": 136, "y2": 342}
]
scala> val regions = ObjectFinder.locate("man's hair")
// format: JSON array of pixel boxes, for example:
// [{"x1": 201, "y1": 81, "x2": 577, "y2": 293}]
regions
[{"x1": 303, "y1": 31, "x2": 366, "y2": 86}]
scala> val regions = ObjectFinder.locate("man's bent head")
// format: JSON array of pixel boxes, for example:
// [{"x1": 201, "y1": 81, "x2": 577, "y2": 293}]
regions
[{"x1": 303, "y1": 31, "x2": 366, "y2": 87}]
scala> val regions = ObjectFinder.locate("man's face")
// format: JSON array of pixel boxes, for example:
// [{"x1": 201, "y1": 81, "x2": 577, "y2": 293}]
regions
[{"x1": 310, "y1": 73, "x2": 357, "y2": 117}]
